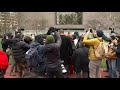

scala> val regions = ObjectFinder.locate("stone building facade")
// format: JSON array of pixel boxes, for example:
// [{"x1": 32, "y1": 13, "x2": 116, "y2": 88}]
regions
[{"x1": 19, "y1": 12, "x2": 98, "y2": 30}]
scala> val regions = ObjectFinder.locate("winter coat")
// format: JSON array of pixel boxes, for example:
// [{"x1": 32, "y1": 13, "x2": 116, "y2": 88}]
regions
[
  {"x1": 1, "y1": 39, "x2": 8, "y2": 52},
  {"x1": 60, "y1": 35, "x2": 73, "y2": 65},
  {"x1": 30, "y1": 42, "x2": 46, "y2": 75},
  {"x1": 45, "y1": 31, "x2": 62, "y2": 69},
  {"x1": 83, "y1": 34, "x2": 102, "y2": 61},
  {"x1": 11, "y1": 39, "x2": 30, "y2": 63},
  {"x1": 72, "y1": 47, "x2": 89, "y2": 71},
  {"x1": 112, "y1": 41, "x2": 120, "y2": 58}
]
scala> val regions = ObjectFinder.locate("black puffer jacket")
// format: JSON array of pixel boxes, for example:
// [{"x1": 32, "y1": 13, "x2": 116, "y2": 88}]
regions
[
  {"x1": 11, "y1": 39, "x2": 30, "y2": 63},
  {"x1": 60, "y1": 35, "x2": 73, "y2": 65},
  {"x1": 45, "y1": 31, "x2": 62, "y2": 69}
]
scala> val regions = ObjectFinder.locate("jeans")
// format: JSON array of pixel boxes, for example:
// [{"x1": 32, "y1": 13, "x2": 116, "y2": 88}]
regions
[
  {"x1": 107, "y1": 60, "x2": 117, "y2": 78},
  {"x1": 89, "y1": 60, "x2": 101, "y2": 78},
  {"x1": 116, "y1": 58, "x2": 120, "y2": 78}
]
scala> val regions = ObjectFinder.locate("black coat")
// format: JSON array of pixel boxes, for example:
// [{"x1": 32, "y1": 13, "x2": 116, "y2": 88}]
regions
[
  {"x1": 60, "y1": 35, "x2": 73, "y2": 65},
  {"x1": 113, "y1": 42, "x2": 120, "y2": 58},
  {"x1": 72, "y1": 47, "x2": 89, "y2": 71},
  {"x1": 1, "y1": 38, "x2": 8, "y2": 52},
  {"x1": 11, "y1": 39, "x2": 30, "y2": 63},
  {"x1": 45, "y1": 31, "x2": 62, "y2": 69}
]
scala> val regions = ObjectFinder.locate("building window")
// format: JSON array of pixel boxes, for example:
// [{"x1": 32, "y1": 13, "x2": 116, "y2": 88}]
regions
[{"x1": 56, "y1": 12, "x2": 82, "y2": 25}]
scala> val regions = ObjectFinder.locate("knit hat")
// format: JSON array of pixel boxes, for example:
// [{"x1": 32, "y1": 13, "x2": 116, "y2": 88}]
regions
[
  {"x1": 96, "y1": 30, "x2": 103, "y2": 37},
  {"x1": 45, "y1": 35, "x2": 55, "y2": 44}
]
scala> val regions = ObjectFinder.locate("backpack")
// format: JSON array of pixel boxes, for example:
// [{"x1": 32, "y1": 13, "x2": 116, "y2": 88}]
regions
[
  {"x1": 106, "y1": 42, "x2": 117, "y2": 60},
  {"x1": 25, "y1": 45, "x2": 43, "y2": 67},
  {"x1": 93, "y1": 41, "x2": 108, "y2": 60},
  {"x1": 0, "y1": 50, "x2": 9, "y2": 69}
]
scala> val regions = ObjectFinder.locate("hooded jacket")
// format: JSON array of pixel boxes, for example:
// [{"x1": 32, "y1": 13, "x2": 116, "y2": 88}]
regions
[
  {"x1": 72, "y1": 43, "x2": 89, "y2": 72},
  {"x1": 45, "y1": 31, "x2": 62, "y2": 69},
  {"x1": 30, "y1": 42, "x2": 46, "y2": 75}
]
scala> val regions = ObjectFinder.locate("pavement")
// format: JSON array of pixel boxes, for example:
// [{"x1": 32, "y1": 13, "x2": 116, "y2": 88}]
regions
[{"x1": 4, "y1": 65, "x2": 109, "y2": 78}]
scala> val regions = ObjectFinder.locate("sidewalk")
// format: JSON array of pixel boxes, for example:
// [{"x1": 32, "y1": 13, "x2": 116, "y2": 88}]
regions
[{"x1": 4, "y1": 66, "x2": 109, "y2": 78}]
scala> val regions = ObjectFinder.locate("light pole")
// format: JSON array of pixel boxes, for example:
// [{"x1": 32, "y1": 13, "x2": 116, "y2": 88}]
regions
[
  {"x1": 10, "y1": 24, "x2": 12, "y2": 32},
  {"x1": 36, "y1": 24, "x2": 40, "y2": 35}
]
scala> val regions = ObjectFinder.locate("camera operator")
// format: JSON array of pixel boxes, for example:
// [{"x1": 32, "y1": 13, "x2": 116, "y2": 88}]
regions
[{"x1": 45, "y1": 27, "x2": 64, "y2": 78}]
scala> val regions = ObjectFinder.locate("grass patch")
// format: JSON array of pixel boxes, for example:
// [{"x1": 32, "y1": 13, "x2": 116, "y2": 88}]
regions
[
  {"x1": 0, "y1": 38, "x2": 2, "y2": 50},
  {"x1": 101, "y1": 59, "x2": 107, "y2": 68}
]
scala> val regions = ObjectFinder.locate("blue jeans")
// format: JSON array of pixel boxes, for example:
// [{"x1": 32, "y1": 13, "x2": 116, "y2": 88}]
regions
[
  {"x1": 116, "y1": 58, "x2": 120, "y2": 78},
  {"x1": 108, "y1": 60, "x2": 117, "y2": 78}
]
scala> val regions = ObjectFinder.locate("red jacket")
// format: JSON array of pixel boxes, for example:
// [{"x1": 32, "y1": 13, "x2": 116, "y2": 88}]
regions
[{"x1": 0, "y1": 50, "x2": 9, "y2": 69}]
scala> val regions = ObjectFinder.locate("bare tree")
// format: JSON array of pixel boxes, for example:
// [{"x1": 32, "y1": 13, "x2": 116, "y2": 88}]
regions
[
  {"x1": 85, "y1": 12, "x2": 120, "y2": 30},
  {"x1": 32, "y1": 18, "x2": 48, "y2": 34},
  {"x1": 16, "y1": 12, "x2": 25, "y2": 28},
  {"x1": 39, "y1": 18, "x2": 48, "y2": 30}
]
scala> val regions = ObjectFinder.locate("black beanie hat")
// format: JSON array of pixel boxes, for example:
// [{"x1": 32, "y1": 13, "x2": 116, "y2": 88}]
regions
[{"x1": 96, "y1": 30, "x2": 103, "y2": 37}]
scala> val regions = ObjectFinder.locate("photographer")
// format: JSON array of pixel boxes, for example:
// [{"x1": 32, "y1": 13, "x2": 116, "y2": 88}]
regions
[
  {"x1": 45, "y1": 27, "x2": 64, "y2": 78},
  {"x1": 111, "y1": 35, "x2": 120, "y2": 78},
  {"x1": 106, "y1": 35, "x2": 117, "y2": 78},
  {"x1": 83, "y1": 30, "x2": 104, "y2": 78}
]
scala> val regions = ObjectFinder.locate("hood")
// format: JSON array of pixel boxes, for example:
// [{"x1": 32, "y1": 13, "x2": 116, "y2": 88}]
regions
[
  {"x1": 30, "y1": 42, "x2": 40, "y2": 48},
  {"x1": 45, "y1": 35, "x2": 55, "y2": 44}
]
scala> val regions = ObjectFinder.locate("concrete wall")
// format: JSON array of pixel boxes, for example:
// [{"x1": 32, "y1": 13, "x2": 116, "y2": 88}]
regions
[{"x1": 20, "y1": 12, "x2": 99, "y2": 30}]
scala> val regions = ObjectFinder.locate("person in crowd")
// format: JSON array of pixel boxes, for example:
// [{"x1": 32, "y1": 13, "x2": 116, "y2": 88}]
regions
[
  {"x1": 0, "y1": 50, "x2": 9, "y2": 78},
  {"x1": 72, "y1": 42, "x2": 89, "y2": 78},
  {"x1": 3, "y1": 32, "x2": 17, "y2": 76},
  {"x1": 59, "y1": 29, "x2": 73, "y2": 75},
  {"x1": 106, "y1": 35, "x2": 118, "y2": 78},
  {"x1": 11, "y1": 34, "x2": 30, "y2": 78},
  {"x1": 113, "y1": 35, "x2": 120, "y2": 78},
  {"x1": 45, "y1": 28, "x2": 64, "y2": 78},
  {"x1": 23, "y1": 36, "x2": 33, "y2": 45},
  {"x1": 102, "y1": 34, "x2": 110, "y2": 75},
  {"x1": 83, "y1": 30, "x2": 104, "y2": 78},
  {"x1": 1, "y1": 34, "x2": 8, "y2": 52},
  {"x1": 24, "y1": 35, "x2": 46, "y2": 78}
]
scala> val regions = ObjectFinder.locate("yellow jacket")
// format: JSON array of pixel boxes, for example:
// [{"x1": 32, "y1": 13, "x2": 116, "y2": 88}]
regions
[{"x1": 83, "y1": 34, "x2": 102, "y2": 61}]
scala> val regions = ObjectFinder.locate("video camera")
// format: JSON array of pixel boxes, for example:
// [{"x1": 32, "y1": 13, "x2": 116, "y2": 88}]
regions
[
  {"x1": 15, "y1": 28, "x2": 24, "y2": 36},
  {"x1": 47, "y1": 27, "x2": 58, "y2": 35}
]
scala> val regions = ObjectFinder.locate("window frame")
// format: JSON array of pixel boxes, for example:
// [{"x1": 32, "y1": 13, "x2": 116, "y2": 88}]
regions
[{"x1": 55, "y1": 12, "x2": 83, "y2": 25}]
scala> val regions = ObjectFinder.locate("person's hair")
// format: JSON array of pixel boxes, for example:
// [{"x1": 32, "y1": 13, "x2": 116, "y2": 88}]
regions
[
  {"x1": 47, "y1": 27, "x2": 55, "y2": 35},
  {"x1": 68, "y1": 32, "x2": 70, "y2": 34},
  {"x1": 35, "y1": 35, "x2": 44, "y2": 45},
  {"x1": 7, "y1": 32, "x2": 12, "y2": 38},
  {"x1": 24, "y1": 36, "x2": 32, "y2": 44},
  {"x1": 110, "y1": 35, "x2": 116, "y2": 40},
  {"x1": 59, "y1": 29, "x2": 64, "y2": 34}
]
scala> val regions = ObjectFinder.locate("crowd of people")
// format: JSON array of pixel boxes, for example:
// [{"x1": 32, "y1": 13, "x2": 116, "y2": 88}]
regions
[{"x1": 0, "y1": 27, "x2": 120, "y2": 78}]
